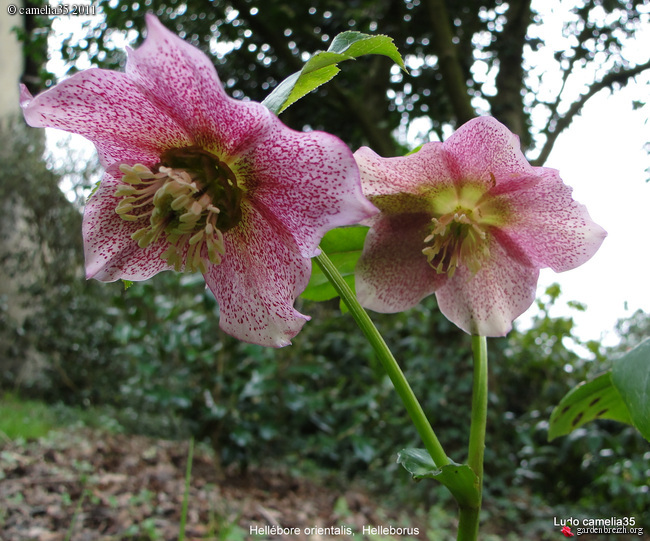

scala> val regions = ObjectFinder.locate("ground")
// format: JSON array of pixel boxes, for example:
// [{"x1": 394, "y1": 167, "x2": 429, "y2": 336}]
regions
[{"x1": 0, "y1": 428, "x2": 429, "y2": 541}]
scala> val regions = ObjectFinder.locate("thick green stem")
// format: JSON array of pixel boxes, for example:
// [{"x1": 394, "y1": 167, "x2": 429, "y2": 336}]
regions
[
  {"x1": 457, "y1": 506, "x2": 481, "y2": 541},
  {"x1": 314, "y1": 251, "x2": 449, "y2": 469},
  {"x1": 457, "y1": 335, "x2": 488, "y2": 541}
]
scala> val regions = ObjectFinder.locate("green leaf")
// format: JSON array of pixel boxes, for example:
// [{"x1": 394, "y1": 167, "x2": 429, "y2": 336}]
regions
[
  {"x1": 548, "y1": 372, "x2": 633, "y2": 441},
  {"x1": 397, "y1": 448, "x2": 480, "y2": 507},
  {"x1": 300, "y1": 226, "x2": 368, "y2": 303},
  {"x1": 262, "y1": 66, "x2": 340, "y2": 116},
  {"x1": 327, "y1": 32, "x2": 406, "y2": 68},
  {"x1": 122, "y1": 279, "x2": 134, "y2": 290},
  {"x1": 611, "y1": 338, "x2": 650, "y2": 442},
  {"x1": 262, "y1": 32, "x2": 406, "y2": 115}
]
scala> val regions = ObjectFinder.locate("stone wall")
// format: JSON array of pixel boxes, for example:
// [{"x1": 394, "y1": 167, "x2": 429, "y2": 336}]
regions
[
  {"x1": 0, "y1": 0, "x2": 27, "y2": 321},
  {"x1": 0, "y1": 0, "x2": 23, "y2": 122},
  {"x1": 0, "y1": 2, "x2": 43, "y2": 378}
]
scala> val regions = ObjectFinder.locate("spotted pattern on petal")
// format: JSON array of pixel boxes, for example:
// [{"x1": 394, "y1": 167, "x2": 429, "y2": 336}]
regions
[
  {"x1": 495, "y1": 168, "x2": 607, "y2": 272},
  {"x1": 20, "y1": 73, "x2": 189, "y2": 168},
  {"x1": 354, "y1": 144, "x2": 456, "y2": 197},
  {"x1": 245, "y1": 126, "x2": 377, "y2": 258},
  {"x1": 126, "y1": 14, "x2": 271, "y2": 158},
  {"x1": 83, "y1": 172, "x2": 174, "y2": 281},
  {"x1": 356, "y1": 212, "x2": 443, "y2": 313},
  {"x1": 443, "y1": 116, "x2": 533, "y2": 184},
  {"x1": 204, "y1": 202, "x2": 311, "y2": 347},
  {"x1": 434, "y1": 240, "x2": 540, "y2": 336}
]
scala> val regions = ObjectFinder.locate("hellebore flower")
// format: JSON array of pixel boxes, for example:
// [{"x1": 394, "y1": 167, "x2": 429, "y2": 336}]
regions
[
  {"x1": 21, "y1": 15, "x2": 376, "y2": 347},
  {"x1": 354, "y1": 116, "x2": 606, "y2": 336}
]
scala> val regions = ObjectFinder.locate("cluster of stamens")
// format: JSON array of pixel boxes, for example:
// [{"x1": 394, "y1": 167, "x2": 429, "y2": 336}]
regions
[
  {"x1": 115, "y1": 157, "x2": 234, "y2": 274},
  {"x1": 422, "y1": 209, "x2": 490, "y2": 277}
]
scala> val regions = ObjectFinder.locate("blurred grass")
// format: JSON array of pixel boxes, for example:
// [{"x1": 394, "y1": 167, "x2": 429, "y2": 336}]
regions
[
  {"x1": 0, "y1": 393, "x2": 57, "y2": 441},
  {"x1": 0, "y1": 393, "x2": 125, "y2": 442}
]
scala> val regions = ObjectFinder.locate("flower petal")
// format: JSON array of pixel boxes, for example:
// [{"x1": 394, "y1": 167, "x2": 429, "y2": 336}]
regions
[
  {"x1": 434, "y1": 240, "x2": 539, "y2": 336},
  {"x1": 356, "y1": 212, "x2": 443, "y2": 313},
  {"x1": 354, "y1": 144, "x2": 456, "y2": 198},
  {"x1": 83, "y1": 172, "x2": 173, "y2": 281},
  {"x1": 125, "y1": 14, "x2": 272, "y2": 158},
  {"x1": 20, "y1": 75, "x2": 189, "y2": 168},
  {"x1": 244, "y1": 126, "x2": 377, "y2": 259},
  {"x1": 443, "y1": 116, "x2": 533, "y2": 185},
  {"x1": 204, "y1": 202, "x2": 311, "y2": 347},
  {"x1": 495, "y1": 167, "x2": 607, "y2": 272}
]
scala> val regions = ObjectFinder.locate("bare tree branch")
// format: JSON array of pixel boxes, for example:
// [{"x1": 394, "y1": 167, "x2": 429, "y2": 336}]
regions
[{"x1": 532, "y1": 60, "x2": 650, "y2": 166}]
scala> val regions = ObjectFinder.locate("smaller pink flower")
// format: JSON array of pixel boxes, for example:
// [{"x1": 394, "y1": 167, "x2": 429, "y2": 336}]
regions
[
  {"x1": 20, "y1": 15, "x2": 377, "y2": 347},
  {"x1": 354, "y1": 116, "x2": 606, "y2": 336}
]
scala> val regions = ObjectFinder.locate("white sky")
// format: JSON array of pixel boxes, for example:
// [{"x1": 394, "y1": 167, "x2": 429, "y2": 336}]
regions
[
  {"x1": 44, "y1": 4, "x2": 649, "y2": 346},
  {"x1": 528, "y1": 83, "x2": 650, "y2": 346}
]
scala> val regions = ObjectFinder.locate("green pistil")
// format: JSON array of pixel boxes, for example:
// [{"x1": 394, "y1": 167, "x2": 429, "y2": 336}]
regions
[
  {"x1": 159, "y1": 146, "x2": 243, "y2": 232},
  {"x1": 114, "y1": 149, "x2": 241, "y2": 273}
]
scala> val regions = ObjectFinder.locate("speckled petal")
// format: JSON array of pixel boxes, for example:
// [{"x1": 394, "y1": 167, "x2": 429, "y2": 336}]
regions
[
  {"x1": 354, "y1": 144, "x2": 456, "y2": 199},
  {"x1": 356, "y1": 212, "x2": 443, "y2": 313},
  {"x1": 434, "y1": 240, "x2": 539, "y2": 336},
  {"x1": 126, "y1": 14, "x2": 272, "y2": 158},
  {"x1": 244, "y1": 126, "x2": 377, "y2": 259},
  {"x1": 83, "y1": 172, "x2": 174, "y2": 281},
  {"x1": 20, "y1": 77, "x2": 189, "y2": 168},
  {"x1": 204, "y1": 202, "x2": 311, "y2": 347},
  {"x1": 443, "y1": 116, "x2": 533, "y2": 185},
  {"x1": 494, "y1": 167, "x2": 607, "y2": 272}
]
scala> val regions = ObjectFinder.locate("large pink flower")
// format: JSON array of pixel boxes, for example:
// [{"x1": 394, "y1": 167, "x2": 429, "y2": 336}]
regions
[
  {"x1": 354, "y1": 116, "x2": 606, "y2": 336},
  {"x1": 21, "y1": 15, "x2": 376, "y2": 347}
]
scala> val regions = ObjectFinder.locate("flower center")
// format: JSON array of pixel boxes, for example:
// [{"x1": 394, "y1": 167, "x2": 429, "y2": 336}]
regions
[
  {"x1": 422, "y1": 208, "x2": 490, "y2": 277},
  {"x1": 114, "y1": 146, "x2": 243, "y2": 274},
  {"x1": 422, "y1": 179, "x2": 505, "y2": 278}
]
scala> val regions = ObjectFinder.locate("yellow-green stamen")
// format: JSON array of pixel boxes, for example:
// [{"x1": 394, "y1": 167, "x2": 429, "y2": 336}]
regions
[
  {"x1": 422, "y1": 209, "x2": 489, "y2": 277},
  {"x1": 114, "y1": 147, "x2": 243, "y2": 273},
  {"x1": 423, "y1": 182, "x2": 503, "y2": 277}
]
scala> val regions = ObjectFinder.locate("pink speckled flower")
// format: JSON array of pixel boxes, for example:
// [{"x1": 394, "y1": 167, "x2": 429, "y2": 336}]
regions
[
  {"x1": 21, "y1": 15, "x2": 376, "y2": 347},
  {"x1": 354, "y1": 116, "x2": 606, "y2": 336}
]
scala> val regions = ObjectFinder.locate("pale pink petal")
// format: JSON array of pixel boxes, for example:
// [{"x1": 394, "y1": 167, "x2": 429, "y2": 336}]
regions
[
  {"x1": 125, "y1": 14, "x2": 272, "y2": 158},
  {"x1": 434, "y1": 240, "x2": 539, "y2": 336},
  {"x1": 443, "y1": 116, "x2": 533, "y2": 185},
  {"x1": 356, "y1": 213, "x2": 444, "y2": 313},
  {"x1": 494, "y1": 168, "x2": 607, "y2": 272},
  {"x1": 245, "y1": 127, "x2": 377, "y2": 258},
  {"x1": 20, "y1": 76, "x2": 189, "y2": 168},
  {"x1": 204, "y1": 202, "x2": 311, "y2": 347},
  {"x1": 354, "y1": 144, "x2": 456, "y2": 198},
  {"x1": 83, "y1": 172, "x2": 173, "y2": 281}
]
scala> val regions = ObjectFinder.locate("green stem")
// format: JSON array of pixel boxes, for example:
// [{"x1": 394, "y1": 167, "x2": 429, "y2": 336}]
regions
[
  {"x1": 314, "y1": 250, "x2": 449, "y2": 469},
  {"x1": 178, "y1": 437, "x2": 194, "y2": 541},
  {"x1": 457, "y1": 335, "x2": 488, "y2": 541}
]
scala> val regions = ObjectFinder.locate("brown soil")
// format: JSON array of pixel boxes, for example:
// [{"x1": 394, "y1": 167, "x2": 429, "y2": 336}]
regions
[{"x1": 0, "y1": 429, "x2": 427, "y2": 540}]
